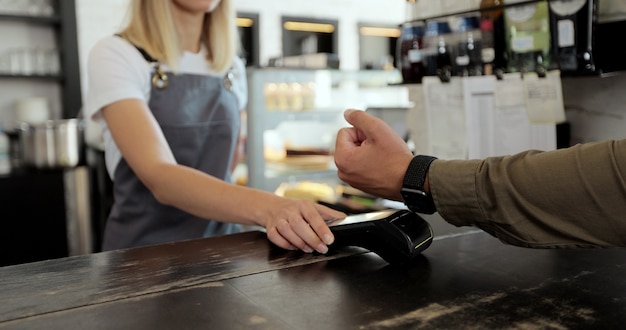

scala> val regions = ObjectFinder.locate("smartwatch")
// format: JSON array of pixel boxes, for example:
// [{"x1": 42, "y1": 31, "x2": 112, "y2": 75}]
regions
[{"x1": 401, "y1": 155, "x2": 437, "y2": 214}]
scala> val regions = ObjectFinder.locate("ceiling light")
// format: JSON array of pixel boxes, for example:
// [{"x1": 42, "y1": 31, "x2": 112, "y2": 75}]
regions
[
  {"x1": 283, "y1": 21, "x2": 335, "y2": 33},
  {"x1": 359, "y1": 26, "x2": 401, "y2": 38},
  {"x1": 237, "y1": 17, "x2": 254, "y2": 28}
]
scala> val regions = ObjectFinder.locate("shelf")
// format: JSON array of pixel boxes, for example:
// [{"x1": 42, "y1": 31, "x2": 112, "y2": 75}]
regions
[
  {"x1": 265, "y1": 168, "x2": 337, "y2": 179},
  {"x1": 260, "y1": 109, "x2": 343, "y2": 126},
  {"x1": 405, "y1": 0, "x2": 544, "y2": 24},
  {"x1": 0, "y1": 13, "x2": 60, "y2": 25},
  {"x1": 262, "y1": 169, "x2": 339, "y2": 193},
  {"x1": 0, "y1": 1, "x2": 82, "y2": 118},
  {"x1": 0, "y1": 73, "x2": 62, "y2": 81}
]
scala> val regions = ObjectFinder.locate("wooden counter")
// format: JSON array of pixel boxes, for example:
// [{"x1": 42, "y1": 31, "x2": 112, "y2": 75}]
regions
[{"x1": 1, "y1": 229, "x2": 625, "y2": 329}]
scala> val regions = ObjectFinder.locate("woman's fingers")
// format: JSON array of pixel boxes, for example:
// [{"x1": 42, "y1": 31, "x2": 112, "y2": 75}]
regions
[
  {"x1": 264, "y1": 198, "x2": 346, "y2": 254},
  {"x1": 266, "y1": 226, "x2": 297, "y2": 251}
]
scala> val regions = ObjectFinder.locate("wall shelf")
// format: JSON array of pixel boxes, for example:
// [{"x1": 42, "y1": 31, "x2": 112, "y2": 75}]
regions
[
  {"x1": 404, "y1": 0, "x2": 543, "y2": 24},
  {"x1": 0, "y1": 1, "x2": 81, "y2": 119},
  {"x1": 0, "y1": 13, "x2": 60, "y2": 25},
  {"x1": 0, "y1": 74, "x2": 63, "y2": 81},
  {"x1": 401, "y1": 0, "x2": 625, "y2": 78}
]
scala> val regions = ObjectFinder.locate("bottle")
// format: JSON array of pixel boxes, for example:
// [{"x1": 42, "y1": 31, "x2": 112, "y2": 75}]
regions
[
  {"x1": 301, "y1": 82, "x2": 316, "y2": 110},
  {"x1": 288, "y1": 82, "x2": 303, "y2": 111},
  {"x1": 423, "y1": 20, "x2": 452, "y2": 80},
  {"x1": 397, "y1": 21, "x2": 426, "y2": 83},
  {"x1": 263, "y1": 83, "x2": 278, "y2": 110},
  {"x1": 436, "y1": 34, "x2": 453, "y2": 81},
  {"x1": 453, "y1": 16, "x2": 482, "y2": 76},
  {"x1": 276, "y1": 82, "x2": 290, "y2": 111},
  {"x1": 549, "y1": 0, "x2": 596, "y2": 74},
  {"x1": 480, "y1": 0, "x2": 506, "y2": 75},
  {"x1": 504, "y1": 0, "x2": 552, "y2": 73}
]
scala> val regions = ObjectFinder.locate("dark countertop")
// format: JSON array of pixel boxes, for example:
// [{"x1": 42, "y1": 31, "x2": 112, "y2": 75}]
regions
[{"x1": 1, "y1": 229, "x2": 625, "y2": 329}]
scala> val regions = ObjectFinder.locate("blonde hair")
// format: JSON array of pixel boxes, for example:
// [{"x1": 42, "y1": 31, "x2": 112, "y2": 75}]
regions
[{"x1": 119, "y1": 0, "x2": 239, "y2": 73}]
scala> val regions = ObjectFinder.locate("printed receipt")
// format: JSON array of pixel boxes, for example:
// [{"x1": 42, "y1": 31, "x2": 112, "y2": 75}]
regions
[{"x1": 522, "y1": 70, "x2": 567, "y2": 124}]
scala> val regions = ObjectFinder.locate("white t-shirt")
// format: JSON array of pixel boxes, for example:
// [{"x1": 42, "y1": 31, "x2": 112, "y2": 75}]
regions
[{"x1": 84, "y1": 36, "x2": 248, "y2": 178}]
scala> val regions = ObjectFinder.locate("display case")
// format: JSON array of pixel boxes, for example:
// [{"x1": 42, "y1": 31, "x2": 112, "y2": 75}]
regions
[{"x1": 245, "y1": 68, "x2": 409, "y2": 193}]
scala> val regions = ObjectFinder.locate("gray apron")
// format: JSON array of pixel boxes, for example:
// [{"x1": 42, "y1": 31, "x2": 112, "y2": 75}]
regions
[{"x1": 102, "y1": 46, "x2": 242, "y2": 251}]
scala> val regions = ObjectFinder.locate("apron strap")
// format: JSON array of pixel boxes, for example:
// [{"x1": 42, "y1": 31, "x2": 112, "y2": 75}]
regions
[
  {"x1": 135, "y1": 46, "x2": 157, "y2": 63},
  {"x1": 114, "y1": 34, "x2": 168, "y2": 89},
  {"x1": 114, "y1": 34, "x2": 158, "y2": 63}
]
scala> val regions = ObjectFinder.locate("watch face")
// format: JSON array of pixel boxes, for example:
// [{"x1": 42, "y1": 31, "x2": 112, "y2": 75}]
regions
[{"x1": 401, "y1": 188, "x2": 436, "y2": 214}]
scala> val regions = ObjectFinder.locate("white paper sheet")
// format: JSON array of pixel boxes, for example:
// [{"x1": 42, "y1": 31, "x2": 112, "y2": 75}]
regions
[
  {"x1": 494, "y1": 73, "x2": 557, "y2": 154},
  {"x1": 423, "y1": 76, "x2": 467, "y2": 159},
  {"x1": 524, "y1": 70, "x2": 567, "y2": 124},
  {"x1": 410, "y1": 71, "x2": 558, "y2": 161},
  {"x1": 462, "y1": 75, "x2": 496, "y2": 159},
  {"x1": 406, "y1": 84, "x2": 429, "y2": 155},
  {"x1": 494, "y1": 73, "x2": 535, "y2": 155}
]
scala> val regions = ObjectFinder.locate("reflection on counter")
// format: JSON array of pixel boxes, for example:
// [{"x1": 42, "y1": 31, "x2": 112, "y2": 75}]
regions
[{"x1": 275, "y1": 181, "x2": 392, "y2": 215}]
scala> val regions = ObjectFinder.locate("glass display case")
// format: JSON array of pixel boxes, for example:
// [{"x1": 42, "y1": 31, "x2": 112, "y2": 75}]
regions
[{"x1": 244, "y1": 68, "x2": 409, "y2": 193}]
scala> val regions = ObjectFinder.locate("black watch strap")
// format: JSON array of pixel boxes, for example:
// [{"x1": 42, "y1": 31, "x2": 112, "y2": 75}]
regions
[
  {"x1": 403, "y1": 155, "x2": 437, "y2": 191},
  {"x1": 401, "y1": 155, "x2": 437, "y2": 214}
]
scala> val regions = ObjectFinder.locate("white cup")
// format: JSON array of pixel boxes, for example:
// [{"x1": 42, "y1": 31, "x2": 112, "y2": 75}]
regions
[{"x1": 15, "y1": 97, "x2": 50, "y2": 125}]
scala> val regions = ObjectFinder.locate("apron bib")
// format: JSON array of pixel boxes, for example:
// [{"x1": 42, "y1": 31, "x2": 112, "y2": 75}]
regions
[{"x1": 102, "y1": 48, "x2": 242, "y2": 250}]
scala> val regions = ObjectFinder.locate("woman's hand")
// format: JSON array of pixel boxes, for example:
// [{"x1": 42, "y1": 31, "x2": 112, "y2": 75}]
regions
[{"x1": 261, "y1": 197, "x2": 345, "y2": 254}]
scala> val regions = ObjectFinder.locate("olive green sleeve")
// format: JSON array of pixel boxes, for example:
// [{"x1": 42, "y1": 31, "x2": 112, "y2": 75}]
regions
[{"x1": 428, "y1": 139, "x2": 626, "y2": 248}]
